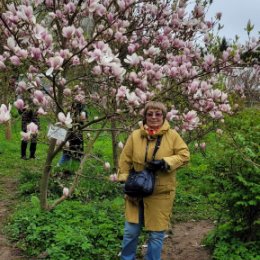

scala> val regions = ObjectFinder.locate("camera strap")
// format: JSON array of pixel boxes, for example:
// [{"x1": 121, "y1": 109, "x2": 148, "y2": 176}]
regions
[{"x1": 144, "y1": 135, "x2": 162, "y2": 163}]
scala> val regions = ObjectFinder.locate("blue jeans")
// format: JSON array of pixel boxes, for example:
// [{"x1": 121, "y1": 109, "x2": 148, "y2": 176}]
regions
[
  {"x1": 120, "y1": 201, "x2": 165, "y2": 260},
  {"x1": 58, "y1": 153, "x2": 71, "y2": 166}
]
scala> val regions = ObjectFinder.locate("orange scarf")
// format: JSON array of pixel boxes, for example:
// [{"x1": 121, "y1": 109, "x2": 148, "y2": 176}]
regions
[{"x1": 144, "y1": 124, "x2": 160, "y2": 137}]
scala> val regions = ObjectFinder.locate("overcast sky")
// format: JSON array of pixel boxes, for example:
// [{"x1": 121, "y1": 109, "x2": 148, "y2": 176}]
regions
[{"x1": 206, "y1": 0, "x2": 260, "y2": 42}]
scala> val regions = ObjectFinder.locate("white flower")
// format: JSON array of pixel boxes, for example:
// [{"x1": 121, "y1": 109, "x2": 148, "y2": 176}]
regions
[
  {"x1": 63, "y1": 187, "x2": 70, "y2": 197},
  {"x1": 58, "y1": 112, "x2": 72, "y2": 128},
  {"x1": 80, "y1": 111, "x2": 86, "y2": 120},
  {"x1": 104, "y1": 162, "x2": 111, "y2": 170},
  {"x1": 118, "y1": 141, "x2": 124, "y2": 149}
]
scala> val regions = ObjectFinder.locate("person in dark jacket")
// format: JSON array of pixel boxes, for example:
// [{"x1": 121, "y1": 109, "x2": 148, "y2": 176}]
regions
[
  {"x1": 19, "y1": 107, "x2": 40, "y2": 160},
  {"x1": 58, "y1": 102, "x2": 88, "y2": 166}
]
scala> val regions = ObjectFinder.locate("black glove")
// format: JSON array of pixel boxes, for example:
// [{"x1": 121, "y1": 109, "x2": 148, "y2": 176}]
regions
[{"x1": 147, "y1": 159, "x2": 169, "y2": 172}]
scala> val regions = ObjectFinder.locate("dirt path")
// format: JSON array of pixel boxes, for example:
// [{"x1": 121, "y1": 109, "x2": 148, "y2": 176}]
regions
[
  {"x1": 0, "y1": 176, "x2": 213, "y2": 260},
  {"x1": 0, "y1": 176, "x2": 26, "y2": 260},
  {"x1": 162, "y1": 220, "x2": 214, "y2": 260},
  {"x1": 140, "y1": 220, "x2": 213, "y2": 260}
]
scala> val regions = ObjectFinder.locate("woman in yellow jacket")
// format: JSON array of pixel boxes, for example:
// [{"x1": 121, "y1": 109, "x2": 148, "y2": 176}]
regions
[{"x1": 115, "y1": 101, "x2": 190, "y2": 260}]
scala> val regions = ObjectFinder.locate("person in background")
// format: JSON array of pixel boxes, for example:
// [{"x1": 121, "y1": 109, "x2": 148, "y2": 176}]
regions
[
  {"x1": 58, "y1": 102, "x2": 88, "y2": 166},
  {"x1": 112, "y1": 101, "x2": 190, "y2": 260},
  {"x1": 19, "y1": 103, "x2": 40, "y2": 160}
]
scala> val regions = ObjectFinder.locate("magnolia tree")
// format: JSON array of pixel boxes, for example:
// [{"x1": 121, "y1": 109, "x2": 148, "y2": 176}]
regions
[{"x1": 0, "y1": 0, "x2": 258, "y2": 210}]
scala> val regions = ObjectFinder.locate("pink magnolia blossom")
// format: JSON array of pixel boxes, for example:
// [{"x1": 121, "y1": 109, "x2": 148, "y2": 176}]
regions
[
  {"x1": 75, "y1": 94, "x2": 85, "y2": 103},
  {"x1": 109, "y1": 173, "x2": 117, "y2": 182},
  {"x1": 212, "y1": 89, "x2": 222, "y2": 100},
  {"x1": 63, "y1": 88, "x2": 72, "y2": 96},
  {"x1": 219, "y1": 104, "x2": 231, "y2": 113},
  {"x1": 144, "y1": 46, "x2": 161, "y2": 57},
  {"x1": 16, "y1": 49, "x2": 28, "y2": 59},
  {"x1": 10, "y1": 56, "x2": 21, "y2": 65},
  {"x1": 58, "y1": 112, "x2": 72, "y2": 128},
  {"x1": 182, "y1": 110, "x2": 200, "y2": 130},
  {"x1": 34, "y1": 90, "x2": 44, "y2": 103},
  {"x1": 94, "y1": 4, "x2": 106, "y2": 16},
  {"x1": 14, "y1": 99, "x2": 25, "y2": 110},
  {"x1": 37, "y1": 107, "x2": 47, "y2": 115},
  {"x1": 21, "y1": 131, "x2": 31, "y2": 141},
  {"x1": 17, "y1": 80, "x2": 27, "y2": 91},
  {"x1": 126, "y1": 92, "x2": 140, "y2": 106},
  {"x1": 203, "y1": 54, "x2": 215, "y2": 71},
  {"x1": 110, "y1": 63, "x2": 126, "y2": 80},
  {"x1": 30, "y1": 47, "x2": 42, "y2": 60},
  {"x1": 209, "y1": 110, "x2": 223, "y2": 119},
  {"x1": 127, "y1": 44, "x2": 136, "y2": 54},
  {"x1": 28, "y1": 65, "x2": 39, "y2": 73},
  {"x1": 128, "y1": 71, "x2": 138, "y2": 82},
  {"x1": 62, "y1": 26, "x2": 76, "y2": 38},
  {"x1": 48, "y1": 56, "x2": 64, "y2": 70},
  {"x1": 85, "y1": 0, "x2": 100, "y2": 13},
  {"x1": 116, "y1": 86, "x2": 129, "y2": 101},
  {"x1": 0, "y1": 104, "x2": 11, "y2": 123},
  {"x1": 17, "y1": 5, "x2": 34, "y2": 23},
  {"x1": 222, "y1": 51, "x2": 229, "y2": 61},
  {"x1": 114, "y1": 31, "x2": 127, "y2": 43},
  {"x1": 64, "y1": 2, "x2": 76, "y2": 13},
  {"x1": 200, "y1": 142, "x2": 206, "y2": 150},
  {"x1": 193, "y1": 5, "x2": 204, "y2": 18},
  {"x1": 188, "y1": 81, "x2": 200, "y2": 94},
  {"x1": 27, "y1": 122, "x2": 38, "y2": 134},
  {"x1": 92, "y1": 65, "x2": 102, "y2": 75},
  {"x1": 167, "y1": 108, "x2": 179, "y2": 121},
  {"x1": 124, "y1": 53, "x2": 143, "y2": 66}
]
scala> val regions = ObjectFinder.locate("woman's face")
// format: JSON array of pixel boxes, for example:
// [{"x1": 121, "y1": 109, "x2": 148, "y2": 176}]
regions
[{"x1": 145, "y1": 108, "x2": 164, "y2": 129}]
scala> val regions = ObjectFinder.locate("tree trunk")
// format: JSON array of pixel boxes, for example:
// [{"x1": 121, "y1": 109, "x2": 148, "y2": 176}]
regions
[
  {"x1": 40, "y1": 138, "x2": 56, "y2": 210},
  {"x1": 5, "y1": 120, "x2": 11, "y2": 140},
  {"x1": 111, "y1": 118, "x2": 118, "y2": 171}
]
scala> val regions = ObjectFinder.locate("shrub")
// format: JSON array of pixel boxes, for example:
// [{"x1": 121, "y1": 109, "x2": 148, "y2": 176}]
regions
[
  {"x1": 7, "y1": 196, "x2": 125, "y2": 260},
  {"x1": 204, "y1": 109, "x2": 260, "y2": 259}
]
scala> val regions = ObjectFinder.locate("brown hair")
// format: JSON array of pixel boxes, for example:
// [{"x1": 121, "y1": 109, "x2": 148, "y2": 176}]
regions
[{"x1": 143, "y1": 101, "x2": 167, "y2": 121}]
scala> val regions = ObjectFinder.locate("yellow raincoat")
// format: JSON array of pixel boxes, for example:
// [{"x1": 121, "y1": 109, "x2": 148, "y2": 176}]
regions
[{"x1": 117, "y1": 120, "x2": 190, "y2": 231}]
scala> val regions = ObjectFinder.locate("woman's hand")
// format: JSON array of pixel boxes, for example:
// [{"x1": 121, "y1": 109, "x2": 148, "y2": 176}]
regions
[{"x1": 147, "y1": 159, "x2": 169, "y2": 171}]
